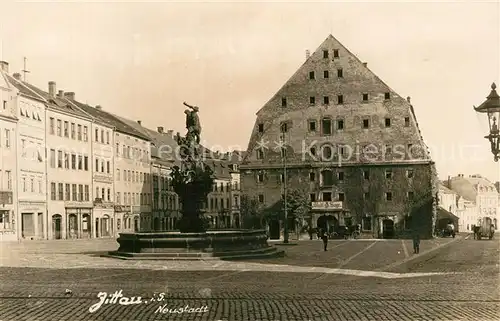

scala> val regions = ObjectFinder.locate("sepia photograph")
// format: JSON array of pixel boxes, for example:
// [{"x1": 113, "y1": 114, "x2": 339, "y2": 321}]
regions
[{"x1": 0, "y1": 1, "x2": 499, "y2": 320}]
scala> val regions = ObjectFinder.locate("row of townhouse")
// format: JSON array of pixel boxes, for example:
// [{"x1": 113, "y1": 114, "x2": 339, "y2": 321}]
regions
[
  {"x1": 438, "y1": 174, "x2": 499, "y2": 232},
  {"x1": 0, "y1": 60, "x2": 243, "y2": 241}
]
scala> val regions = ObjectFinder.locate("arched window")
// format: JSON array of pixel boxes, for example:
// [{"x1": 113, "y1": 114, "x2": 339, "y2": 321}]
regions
[
  {"x1": 320, "y1": 170, "x2": 334, "y2": 186},
  {"x1": 321, "y1": 145, "x2": 333, "y2": 160}
]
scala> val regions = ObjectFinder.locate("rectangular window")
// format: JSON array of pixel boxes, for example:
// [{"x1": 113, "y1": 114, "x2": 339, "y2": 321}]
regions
[
  {"x1": 385, "y1": 145, "x2": 392, "y2": 154},
  {"x1": 57, "y1": 151, "x2": 63, "y2": 168},
  {"x1": 281, "y1": 97, "x2": 287, "y2": 107},
  {"x1": 309, "y1": 71, "x2": 315, "y2": 80},
  {"x1": 258, "y1": 123, "x2": 264, "y2": 133},
  {"x1": 257, "y1": 173, "x2": 264, "y2": 182},
  {"x1": 71, "y1": 154, "x2": 76, "y2": 169},
  {"x1": 308, "y1": 120, "x2": 316, "y2": 132},
  {"x1": 323, "y1": 96, "x2": 329, "y2": 105},
  {"x1": 337, "y1": 95, "x2": 344, "y2": 104},
  {"x1": 64, "y1": 153, "x2": 69, "y2": 169},
  {"x1": 2, "y1": 100, "x2": 6, "y2": 109},
  {"x1": 337, "y1": 119, "x2": 344, "y2": 130},
  {"x1": 385, "y1": 170, "x2": 393, "y2": 179},
  {"x1": 363, "y1": 170, "x2": 370, "y2": 180},
  {"x1": 362, "y1": 93, "x2": 369, "y2": 101},
  {"x1": 310, "y1": 193, "x2": 316, "y2": 202},
  {"x1": 106, "y1": 132, "x2": 110, "y2": 144},
  {"x1": 83, "y1": 126, "x2": 88, "y2": 141},
  {"x1": 58, "y1": 183, "x2": 63, "y2": 200},
  {"x1": 338, "y1": 172, "x2": 344, "y2": 181},
  {"x1": 258, "y1": 194, "x2": 264, "y2": 203},
  {"x1": 405, "y1": 117, "x2": 410, "y2": 127},
  {"x1": 50, "y1": 182, "x2": 56, "y2": 200},
  {"x1": 323, "y1": 50, "x2": 329, "y2": 58},
  {"x1": 309, "y1": 96, "x2": 315, "y2": 105},
  {"x1": 63, "y1": 121, "x2": 69, "y2": 137},
  {"x1": 101, "y1": 130, "x2": 105, "y2": 143},
  {"x1": 385, "y1": 118, "x2": 391, "y2": 127},
  {"x1": 76, "y1": 125, "x2": 82, "y2": 140},
  {"x1": 322, "y1": 118, "x2": 332, "y2": 135},
  {"x1": 85, "y1": 185, "x2": 89, "y2": 201},
  {"x1": 363, "y1": 119, "x2": 370, "y2": 128},
  {"x1": 84, "y1": 156, "x2": 89, "y2": 171},
  {"x1": 116, "y1": 169, "x2": 120, "y2": 181},
  {"x1": 95, "y1": 159, "x2": 99, "y2": 172},
  {"x1": 4, "y1": 129, "x2": 10, "y2": 148},
  {"x1": 323, "y1": 70, "x2": 329, "y2": 79},
  {"x1": 78, "y1": 156, "x2": 83, "y2": 170},
  {"x1": 337, "y1": 68, "x2": 343, "y2": 78},
  {"x1": 95, "y1": 128, "x2": 99, "y2": 141},
  {"x1": 280, "y1": 122, "x2": 288, "y2": 133},
  {"x1": 71, "y1": 123, "x2": 75, "y2": 139},
  {"x1": 256, "y1": 149, "x2": 264, "y2": 159},
  {"x1": 6, "y1": 171, "x2": 11, "y2": 190},
  {"x1": 333, "y1": 49, "x2": 339, "y2": 58},
  {"x1": 385, "y1": 92, "x2": 391, "y2": 100},
  {"x1": 322, "y1": 192, "x2": 332, "y2": 201},
  {"x1": 386, "y1": 192, "x2": 392, "y2": 201},
  {"x1": 50, "y1": 149, "x2": 56, "y2": 168},
  {"x1": 338, "y1": 193, "x2": 345, "y2": 201},
  {"x1": 72, "y1": 184, "x2": 77, "y2": 201},
  {"x1": 49, "y1": 118, "x2": 55, "y2": 135},
  {"x1": 78, "y1": 184, "x2": 84, "y2": 201},
  {"x1": 309, "y1": 172, "x2": 315, "y2": 181},
  {"x1": 56, "y1": 119, "x2": 62, "y2": 136},
  {"x1": 65, "y1": 183, "x2": 70, "y2": 200},
  {"x1": 106, "y1": 161, "x2": 110, "y2": 173}
]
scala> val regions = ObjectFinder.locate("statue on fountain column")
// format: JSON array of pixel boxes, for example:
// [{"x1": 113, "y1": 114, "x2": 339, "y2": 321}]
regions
[{"x1": 183, "y1": 102, "x2": 202, "y2": 145}]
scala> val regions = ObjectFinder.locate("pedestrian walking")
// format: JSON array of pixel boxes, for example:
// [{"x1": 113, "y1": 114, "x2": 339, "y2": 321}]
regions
[
  {"x1": 412, "y1": 231, "x2": 420, "y2": 254},
  {"x1": 320, "y1": 228, "x2": 328, "y2": 251}
]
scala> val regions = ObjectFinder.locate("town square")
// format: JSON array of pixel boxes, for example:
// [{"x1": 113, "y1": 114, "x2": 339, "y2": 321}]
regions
[{"x1": 0, "y1": 1, "x2": 499, "y2": 320}]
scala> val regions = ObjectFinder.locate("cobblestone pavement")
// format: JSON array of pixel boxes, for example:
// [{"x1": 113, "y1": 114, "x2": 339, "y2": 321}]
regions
[{"x1": 0, "y1": 235, "x2": 498, "y2": 321}]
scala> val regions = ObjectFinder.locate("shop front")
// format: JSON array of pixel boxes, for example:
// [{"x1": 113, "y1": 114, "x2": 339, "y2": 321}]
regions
[{"x1": 310, "y1": 201, "x2": 350, "y2": 232}]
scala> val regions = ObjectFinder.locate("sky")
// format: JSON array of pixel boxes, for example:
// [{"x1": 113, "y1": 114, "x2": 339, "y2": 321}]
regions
[{"x1": 0, "y1": 0, "x2": 499, "y2": 182}]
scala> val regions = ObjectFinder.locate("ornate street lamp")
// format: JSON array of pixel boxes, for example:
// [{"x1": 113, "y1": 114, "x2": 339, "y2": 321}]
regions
[{"x1": 473, "y1": 83, "x2": 500, "y2": 162}]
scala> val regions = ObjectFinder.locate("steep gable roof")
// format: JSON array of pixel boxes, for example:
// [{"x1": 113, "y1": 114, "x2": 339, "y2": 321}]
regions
[
  {"x1": 5, "y1": 75, "x2": 46, "y2": 103},
  {"x1": 243, "y1": 34, "x2": 432, "y2": 165},
  {"x1": 447, "y1": 175, "x2": 497, "y2": 202}
]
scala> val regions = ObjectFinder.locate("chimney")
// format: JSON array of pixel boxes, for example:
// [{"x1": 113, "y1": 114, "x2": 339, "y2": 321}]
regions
[
  {"x1": 137, "y1": 120, "x2": 142, "y2": 126},
  {"x1": 0, "y1": 61, "x2": 8, "y2": 73},
  {"x1": 447, "y1": 175, "x2": 451, "y2": 188},
  {"x1": 305, "y1": 50, "x2": 310, "y2": 59},
  {"x1": 64, "y1": 92, "x2": 75, "y2": 100},
  {"x1": 167, "y1": 130, "x2": 173, "y2": 137},
  {"x1": 48, "y1": 81, "x2": 56, "y2": 97},
  {"x1": 362, "y1": 62, "x2": 367, "y2": 67},
  {"x1": 406, "y1": 96, "x2": 411, "y2": 103},
  {"x1": 57, "y1": 90, "x2": 64, "y2": 98},
  {"x1": 157, "y1": 126, "x2": 164, "y2": 134},
  {"x1": 95, "y1": 105, "x2": 102, "y2": 110},
  {"x1": 13, "y1": 73, "x2": 21, "y2": 80}
]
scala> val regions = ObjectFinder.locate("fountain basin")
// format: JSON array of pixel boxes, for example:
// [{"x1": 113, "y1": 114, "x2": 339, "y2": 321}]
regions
[{"x1": 105, "y1": 229, "x2": 285, "y2": 260}]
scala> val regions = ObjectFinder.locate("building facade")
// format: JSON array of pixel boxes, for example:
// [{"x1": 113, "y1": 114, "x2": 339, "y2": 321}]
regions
[
  {"x1": 240, "y1": 35, "x2": 438, "y2": 239},
  {"x1": 227, "y1": 151, "x2": 243, "y2": 228},
  {"x1": 0, "y1": 62, "x2": 18, "y2": 241},
  {"x1": 6, "y1": 72, "x2": 48, "y2": 240},
  {"x1": 69, "y1": 101, "x2": 116, "y2": 238},
  {"x1": 444, "y1": 174, "x2": 499, "y2": 231}
]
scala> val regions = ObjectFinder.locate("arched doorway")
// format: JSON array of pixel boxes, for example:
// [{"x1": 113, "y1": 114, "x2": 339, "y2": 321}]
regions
[
  {"x1": 82, "y1": 214, "x2": 91, "y2": 238},
  {"x1": 68, "y1": 214, "x2": 78, "y2": 239},
  {"x1": 134, "y1": 216, "x2": 139, "y2": 232},
  {"x1": 317, "y1": 215, "x2": 328, "y2": 231},
  {"x1": 153, "y1": 217, "x2": 160, "y2": 231},
  {"x1": 102, "y1": 215, "x2": 110, "y2": 237},
  {"x1": 382, "y1": 219, "x2": 394, "y2": 239},
  {"x1": 52, "y1": 214, "x2": 62, "y2": 239},
  {"x1": 268, "y1": 219, "x2": 280, "y2": 240}
]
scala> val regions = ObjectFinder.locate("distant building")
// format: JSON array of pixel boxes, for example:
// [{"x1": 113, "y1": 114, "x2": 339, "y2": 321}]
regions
[
  {"x1": 227, "y1": 151, "x2": 244, "y2": 228},
  {"x1": 0, "y1": 62, "x2": 18, "y2": 241},
  {"x1": 444, "y1": 174, "x2": 498, "y2": 231},
  {"x1": 241, "y1": 34, "x2": 438, "y2": 239}
]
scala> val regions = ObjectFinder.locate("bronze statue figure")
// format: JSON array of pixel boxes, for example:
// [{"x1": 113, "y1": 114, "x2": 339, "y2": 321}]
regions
[{"x1": 183, "y1": 102, "x2": 201, "y2": 144}]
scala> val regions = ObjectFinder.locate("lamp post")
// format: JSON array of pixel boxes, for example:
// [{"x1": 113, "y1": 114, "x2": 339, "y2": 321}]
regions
[
  {"x1": 280, "y1": 129, "x2": 289, "y2": 244},
  {"x1": 474, "y1": 83, "x2": 500, "y2": 162}
]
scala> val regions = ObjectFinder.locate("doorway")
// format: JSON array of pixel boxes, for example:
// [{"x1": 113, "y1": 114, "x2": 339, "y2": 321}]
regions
[
  {"x1": 95, "y1": 218, "x2": 100, "y2": 238},
  {"x1": 268, "y1": 219, "x2": 280, "y2": 240},
  {"x1": 382, "y1": 219, "x2": 395, "y2": 239},
  {"x1": 52, "y1": 214, "x2": 62, "y2": 239}
]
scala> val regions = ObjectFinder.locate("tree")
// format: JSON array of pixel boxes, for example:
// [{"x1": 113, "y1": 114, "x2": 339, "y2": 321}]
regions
[
  {"x1": 282, "y1": 189, "x2": 311, "y2": 238},
  {"x1": 240, "y1": 194, "x2": 263, "y2": 229}
]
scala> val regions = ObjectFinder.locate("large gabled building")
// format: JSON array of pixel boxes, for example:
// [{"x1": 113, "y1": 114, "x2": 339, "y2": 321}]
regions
[{"x1": 241, "y1": 35, "x2": 438, "y2": 239}]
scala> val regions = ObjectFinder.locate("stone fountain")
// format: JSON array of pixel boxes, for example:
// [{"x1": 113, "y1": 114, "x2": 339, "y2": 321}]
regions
[{"x1": 107, "y1": 102, "x2": 284, "y2": 260}]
